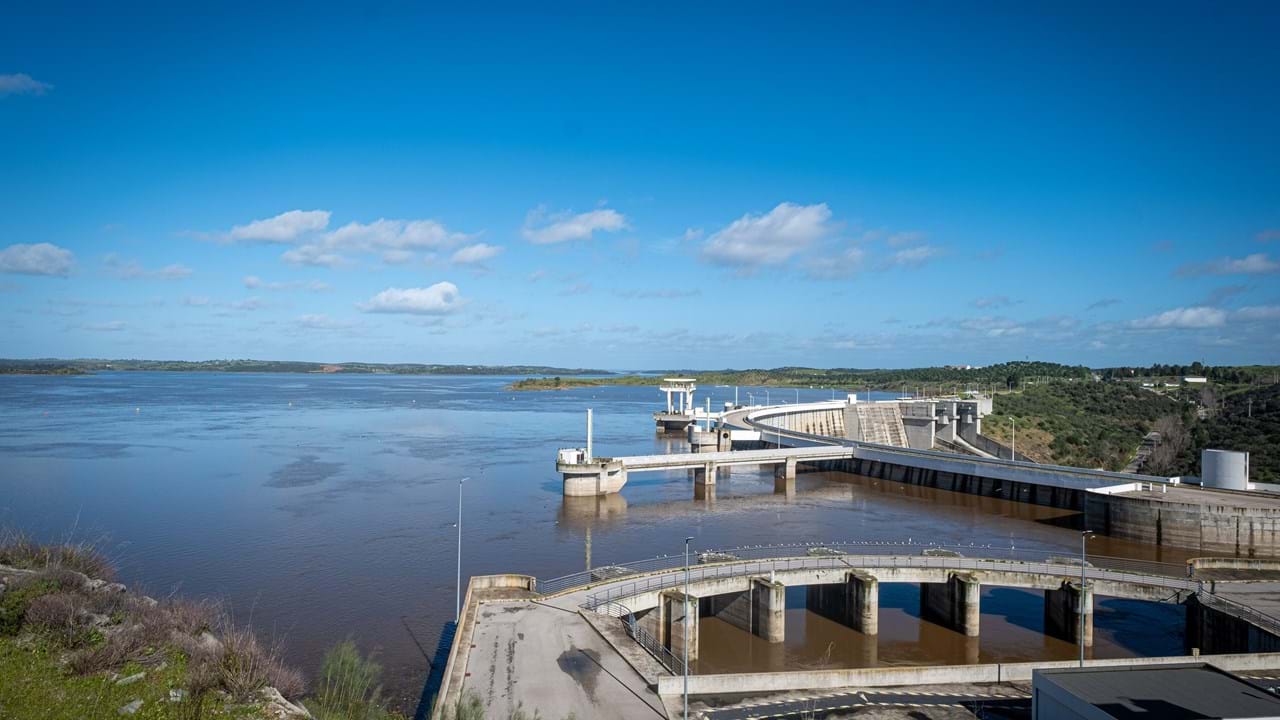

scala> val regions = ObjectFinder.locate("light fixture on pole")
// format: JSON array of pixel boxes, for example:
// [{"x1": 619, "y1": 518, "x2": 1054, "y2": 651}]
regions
[
  {"x1": 683, "y1": 536, "x2": 694, "y2": 720},
  {"x1": 456, "y1": 475, "x2": 471, "y2": 622},
  {"x1": 1079, "y1": 529, "x2": 1094, "y2": 667}
]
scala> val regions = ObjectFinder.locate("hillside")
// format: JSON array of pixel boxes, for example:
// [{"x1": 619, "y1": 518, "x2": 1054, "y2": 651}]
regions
[{"x1": 982, "y1": 381, "x2": 1185, "y2": 471}]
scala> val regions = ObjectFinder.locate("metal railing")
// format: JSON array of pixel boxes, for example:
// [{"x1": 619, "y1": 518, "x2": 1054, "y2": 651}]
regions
[
  {"x1": 578, "y1": 553, "x2": 1202, "y2": 611},
  {"x1": 594, "y1": 600, "x2": 685, "y2": 674},
  {"x1": 1198, "y1": 591, "x2": 1280, "y2": 638},
  {"x1": 537, "y1": 541, "x2": 1188, "y2": 596}
]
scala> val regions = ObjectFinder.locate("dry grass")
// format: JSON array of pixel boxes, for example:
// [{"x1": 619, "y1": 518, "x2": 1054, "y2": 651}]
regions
[
  {"x1": 0, "y1": 529, "x2": 115, "y2": 581},
  {"x1": 2, "y1": 533, "x2": 307, "y2": 703}
]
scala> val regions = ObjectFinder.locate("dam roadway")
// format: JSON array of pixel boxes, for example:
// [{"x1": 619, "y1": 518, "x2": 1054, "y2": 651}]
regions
[{"x1": 431, "y1": 546, "x2": 1280, "y2": 719}]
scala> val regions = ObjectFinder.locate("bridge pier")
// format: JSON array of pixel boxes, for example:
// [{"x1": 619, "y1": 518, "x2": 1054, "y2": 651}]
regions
[
  {"x1": 805, "y1": 571, "x2": 879, "y2": 635},
  {"x1": 773, "y1": 457, "x2": 797, "y2": 494},
  {"x1": 706, "y1": 577, "x2": 786, "y2": 643},
  {"x1": 692, "y1": 462, "x2": 717, "y2": 486},
  {"x1": 1044, "y1": 580, "x2": 1093, "y2": 647},
  {"x1": 921, "y1": 572, "x2": 981, "y2": 637},
  {"x1": 659, "y1": 589, "x2": 699, "y2": 663}
]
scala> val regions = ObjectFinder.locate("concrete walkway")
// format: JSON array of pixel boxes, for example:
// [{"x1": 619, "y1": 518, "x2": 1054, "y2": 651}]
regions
[{"x1": 461, "y1": 598, "x2": 667, "y2": 719}]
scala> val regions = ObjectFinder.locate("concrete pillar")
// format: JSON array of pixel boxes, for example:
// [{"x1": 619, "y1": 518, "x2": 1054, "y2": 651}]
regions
[
  {"x1": 693, "y1": 462, "x2": 716, "y2": 486},
  {"x1": 1044, "y1": 580, "x2": 1093, "y2": 648},
  {"x1": 920, "y1": 572, "x2": 981, "y2": 637},
  {"x1": 805, "y1": 571, "x2": 878, "y2": 635},
  {"x1": 659, "y1": 590, "x2": 699, "y2": 662},
  {"x1": 706, "y1": 577, "x2": 785, "y2": 643},
  {"x1": 753, "y1": 577, "x2": 786, "y2": 643},
  {"x1": 774, "y1": 457, "x2": 797, "y2": 483},
  {"x1": 666, "y1": 390, "x2": 672, "y2": 414},
  {"x1": 694, "y1": 482, "x2": 716, "y2": 503}
]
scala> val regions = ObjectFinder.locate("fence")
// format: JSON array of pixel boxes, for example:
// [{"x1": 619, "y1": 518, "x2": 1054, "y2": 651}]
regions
[
  {"x1": 537, "y1": 541, "x2": 1189, "y2": 597},
  {"x1": 594, "y1": 600, "x2": 685, "y2": 674}
]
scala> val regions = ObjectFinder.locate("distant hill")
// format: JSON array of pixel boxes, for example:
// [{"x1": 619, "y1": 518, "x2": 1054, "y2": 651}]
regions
[{"x1": 0, "y1": 358, "x2": 614, "y2": 376}]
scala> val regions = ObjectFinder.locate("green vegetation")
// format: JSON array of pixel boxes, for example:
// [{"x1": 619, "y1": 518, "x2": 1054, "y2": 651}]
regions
[
  {"x1": 0, "y1": 358, "x2": 612, "y2": 377},
  {"x1": 447, "y1": 691, "x2": 576, "y2": 720},
  {"x1": 510, "y1": 361, "x2": 1089, "y2": 392},
  {"x1": 983, "y1": 381, "x2": 1184, "y2": 471},
  {"x1": 0, "y1": 531, "x2": 402, "y2": 720},
  {"x1": 306, "y1": 641, "x2": 395, "y2": 720},
  {"x1": 1172, "y1": 381, "x2": 1280, "y2": 483}
]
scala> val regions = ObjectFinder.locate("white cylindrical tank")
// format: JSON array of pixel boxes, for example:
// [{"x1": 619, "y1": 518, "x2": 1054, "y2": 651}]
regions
[{"x1": 1202, "y1": 449, "x2": 1249, "y2": 490}]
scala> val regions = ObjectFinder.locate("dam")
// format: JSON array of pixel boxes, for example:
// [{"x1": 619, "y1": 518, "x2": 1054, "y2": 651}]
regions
[{"x1": 558, "y1": 391, "x2": 1280, "y2": 558}]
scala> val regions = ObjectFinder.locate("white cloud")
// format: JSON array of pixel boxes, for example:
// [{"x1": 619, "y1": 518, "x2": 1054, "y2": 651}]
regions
[
  {"x1": 82, "y1": 320, "x2": 126, "y2": 332},
  {"x1": 242, "y1": 275, "x2": 331, "y2": 292},
  {"x1": 451, "y1": 243, "x2": 504, "y2": 265},
  {"x1": 886, "y1": 231, "x2": 926, "y2": 247},
  {"x1": 701, "y1": 202, "x2": 834, "y2": 268},
  {"x1": 804, "y1": 247, "x2": 865, "y2": 280},
  {"x1": 381, "y1": 249, "x2": 415, "y2": 265},
  {"x1": 1235, "y1": 305, "x2": 1280, "y2": 321},
  {"x1": 103, "y1": 254, "x2": 192, "y2": 280},
  {"x1": 0, "y1": 73, "x2": 52, "y2": 97},
  {"x1": 973, "y1": 295, "x2": 1015, "y2": 309},
  {"x1": 1178, "y1": 253, "x2": 1280, "y2": 276},
  {"x1": 885, "y1": 244, "x2": 941, "y2": 268},
  {"x1": 1131, "y1": 306, "x2": 1228, "y2": 329},
  {"x1": 0, "y1": 243, "x2": 75, "y2": 277},
  {"x1": 228, "y1": 210, "x2": 330, "y2": 243},
  {"x1": 357, "y1": 282, "x2": 464, "y2": 315},
  {"x1": 296, "y1": 314, "x2": 354, "y2": 330},
  {"x1": 281, "y1": 245, "x2": 348, "y2": 268},
  {"x1": 182, "y1": 296, "x2": 211, "y2": 306},
  {"x1": 325, "y1": 218, "x2": 469, "y2": 251},
  {"x1": 522, "y1": 206, "x2": 628, "y2": 244}
]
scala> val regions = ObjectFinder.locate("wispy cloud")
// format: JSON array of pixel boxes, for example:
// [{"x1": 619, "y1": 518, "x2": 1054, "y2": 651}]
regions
[
  {"x1": 1235, "y1": 305, "x2": 1280, "y2": 321},
  {"x1": 357, "y1": 283, "x2": 464, "y2": 315},
  {"x1": 1177, "y1": 253, "x2": 1280, "y2": 277},
  {"x1": 243, "y1": 275, "x2": 331, "y2": 292},
  {"x1": 803, "y1": 247, "x2": 865, "y2": 280},
  {"x1": 228, "y1": 210, "x2": 331, "y2": 244},
  {"x1": 884, "y1": 244, "x2": 941, "y2": 268},
  {"x1": 1256, "y1": 229, "x2": 1280, "y2": 243},
  {"x1": 295, "y1": 314, "x2": 355, "y2": 330},
  {"x1": 82, "y1": 320, "x2": 126, "y2": 332},
  {"x1": 450, "y1": 242, "x2": 504, "y2": 265},
  {"x1": 281, "y1": 244, "x2": 348, "y2": 268},
  {"x1": 0, "y1": 243, "x2": 75, "y2": 277},
  {"x1": 972, "y1": 295, "x2": 1016, "y2": 309},
  {"x1": 1086, "y1": 298, "x2": 1122, "y2": 311},
  {"x1": 701, "y1": 202, "x2": 835, "y2": 269},
  {"x1": 103, "y1": 254, "x2": 192, "y2": 280},
  {"x1": 614, "y1": 287, "x2": 701, "y2": 299},
  {"x1": 522, "y1": 206, "x2": 628, "y2": 244},
  {"x1": 0, "y1": 73, "x2": 53, "y2": 97},
  {"x1": 558, "y1": 282, "x2": 593, "y2": 296},
  {"x1": 1131, "y1": 306, "x2": 1227, "y2": 329}
]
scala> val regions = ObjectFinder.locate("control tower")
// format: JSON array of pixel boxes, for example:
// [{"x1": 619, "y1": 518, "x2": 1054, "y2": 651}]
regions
[{"x1": 653, "y1": 378, "x2": 696, "y2": 434}]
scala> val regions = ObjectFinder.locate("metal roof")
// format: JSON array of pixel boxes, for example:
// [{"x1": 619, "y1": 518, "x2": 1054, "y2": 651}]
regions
[{"x1": 1035, "y1": 663, "x2": 1280, "y2": 719}]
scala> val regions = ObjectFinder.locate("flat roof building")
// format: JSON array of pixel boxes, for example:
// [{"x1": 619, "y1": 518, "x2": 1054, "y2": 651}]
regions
[{"x1": 1032, "y1": 663, "x2": 1280, "y2": 720}]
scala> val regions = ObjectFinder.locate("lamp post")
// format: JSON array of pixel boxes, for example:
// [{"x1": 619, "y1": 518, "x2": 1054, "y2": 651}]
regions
[
  {"x1": 683, "y1": 536, "x2": 694, "y2": 720},
  {"x1": 1080, "y1": 530, "x2": 1093, "y2": 666},
  {"x1": 1011, "y1": 417, "x2": 1017, "y2": 460},
  {"x1": 456, "y1": 476, "x2": 471, "y2": 622}
]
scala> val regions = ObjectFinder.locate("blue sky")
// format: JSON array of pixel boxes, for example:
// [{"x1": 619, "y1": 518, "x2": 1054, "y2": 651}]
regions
[{"x1": 1, "y1": 2, "x2": 1278, "y2": 369}]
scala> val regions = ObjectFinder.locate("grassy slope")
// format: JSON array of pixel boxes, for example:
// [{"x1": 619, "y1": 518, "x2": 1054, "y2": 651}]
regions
[
  {"x1": 0, "y1": 638, "x2": 259, "y2": 720},
  {"x1": 983, "y1": 381, "x2": 1184, "y2": 470}
]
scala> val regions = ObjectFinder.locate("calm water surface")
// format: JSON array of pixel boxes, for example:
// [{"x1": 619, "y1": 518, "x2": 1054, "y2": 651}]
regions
[{"x1": 0, "y1": 373, "x2": 1191, "y2": 709}]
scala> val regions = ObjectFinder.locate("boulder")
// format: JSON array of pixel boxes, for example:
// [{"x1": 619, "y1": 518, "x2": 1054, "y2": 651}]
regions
[
  {"x1": 117, "y1": 699, "x2": 143, "y2": 715},
  {"x1": 259, "y1": 686, "x2": 313, "y2": 719}
]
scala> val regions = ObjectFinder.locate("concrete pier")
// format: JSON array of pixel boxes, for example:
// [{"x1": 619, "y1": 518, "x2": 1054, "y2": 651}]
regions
[
  {"x1": 659, "y1": 589, "x2": 699, "y2": 662},
  {"x1": 706, "y1": 577, "x2": 786, "y2": 643},
  {"x1": 1044, "y1": 580, "x2": 1094, "y2": 647},
  {"x1": 805, "y1": 571, "x2": 879, "y2": 635},
  {"x1": 692, "y1": 462, "x2": 717, "y2": 486},
  {"x1": 921, "y1": 572, "x2": 981, "y2": 637},
  {"x1": 773, "y1": 457, "x2": 797, "y2": 495}
]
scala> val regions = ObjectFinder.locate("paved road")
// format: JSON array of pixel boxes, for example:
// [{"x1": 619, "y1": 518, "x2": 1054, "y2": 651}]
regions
[{"x1": 700, "y1": 688, "x2": 1031, "y2": 719}]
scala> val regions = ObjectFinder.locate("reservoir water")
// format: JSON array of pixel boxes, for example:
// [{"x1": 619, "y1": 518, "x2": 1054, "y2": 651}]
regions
[{"x1": 0, "y1": 373, "x2": 1194, "y2": 710}]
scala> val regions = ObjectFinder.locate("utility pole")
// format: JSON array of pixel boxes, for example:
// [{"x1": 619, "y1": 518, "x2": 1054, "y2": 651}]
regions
[
  {"x1": 1011, "y1": 417, "x2": 1016, "y2": 460},
  {"x1": 683, "y1": 536, "x2": 694, "y2": 720}
]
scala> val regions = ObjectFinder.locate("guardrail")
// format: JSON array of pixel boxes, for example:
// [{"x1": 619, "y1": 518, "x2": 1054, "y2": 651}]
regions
[
  {"x1": 536, "y1": 541, "x2": 1191, "y2": 598},
  {"x1": 579, "y1": 554, "x2": 1202, "y2": 610},
  {"x1": 594, "y1": 600, "x2": 685, "y2": 675},
  {"x1": 1198, "y1": 591, "x2": 1280, "y2": 638}
]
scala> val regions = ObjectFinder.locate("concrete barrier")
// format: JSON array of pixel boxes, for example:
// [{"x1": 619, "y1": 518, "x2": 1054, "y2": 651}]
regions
[
  {"x1": 1190, "y1": 557, "x2": 1280, "y2": 572},
  {"x1": 655, "y1": 652, "x2": 1280, "y2": 696}
]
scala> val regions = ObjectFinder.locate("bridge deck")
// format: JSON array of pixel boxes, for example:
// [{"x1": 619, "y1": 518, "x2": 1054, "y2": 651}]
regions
[{"x1": 615, "y1": 444, "x2": 852, "y2": 471}]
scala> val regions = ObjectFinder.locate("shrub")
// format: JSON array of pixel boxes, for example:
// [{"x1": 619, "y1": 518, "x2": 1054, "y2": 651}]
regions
[
  {"x1": 0, "y1": 577, "x2": 57, "y2": 635},
  {"x1": 23, "y1": 592, "x2": 96, "y2": 648},
  {"x1": 308, "y1": 640, "x2": 390, "y2": 720}
]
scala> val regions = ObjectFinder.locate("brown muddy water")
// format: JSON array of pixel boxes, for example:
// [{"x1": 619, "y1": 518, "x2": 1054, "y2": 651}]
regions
[{"x1": 0, "y1": 373, "x2": 1193, "y2": 710}]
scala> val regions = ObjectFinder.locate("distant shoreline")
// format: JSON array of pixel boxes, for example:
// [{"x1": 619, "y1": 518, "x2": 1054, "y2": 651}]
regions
[{"x1": 0, "y1": 359, "x2": 615, "y2": 377}]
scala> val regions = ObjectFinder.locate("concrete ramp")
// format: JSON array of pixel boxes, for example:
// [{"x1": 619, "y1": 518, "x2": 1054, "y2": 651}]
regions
[{"x1": 853, "y1": 404, "x2": 909, "y2": 447}]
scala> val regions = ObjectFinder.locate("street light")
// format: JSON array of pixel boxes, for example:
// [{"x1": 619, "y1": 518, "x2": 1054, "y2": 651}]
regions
[
  {"x1": 1079, "y1": 530, "x2": 1094, "y2": 666},
  {"x1": 456, "y1": 476, "x2": 471, "y2": 622},
  {"x1": 683, "y1": 536, "x2": 694, "y2": 720}
]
